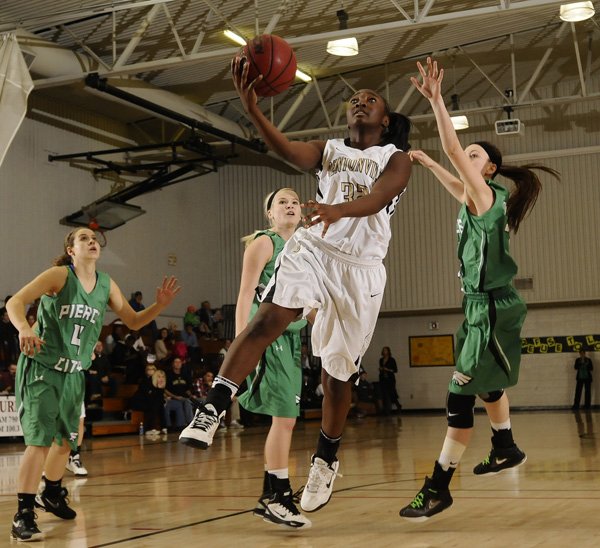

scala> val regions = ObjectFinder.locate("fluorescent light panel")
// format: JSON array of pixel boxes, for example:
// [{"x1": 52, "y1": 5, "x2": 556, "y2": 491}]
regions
[
  {"x1": 559, "y1": 2, "x2": 595, "y2": 21},
  {"x1": 326, "y1": 37, "x2": 359, "y2": 56},
  {"x1": 295, "y1": 69, "x2": 312, "y2": 82},
  {"x1": 450, "y1": 115, "x2": 469, "y2": 131},
  {"x1": 223, "y1": 29, "x2": 246, "y2": 46}
]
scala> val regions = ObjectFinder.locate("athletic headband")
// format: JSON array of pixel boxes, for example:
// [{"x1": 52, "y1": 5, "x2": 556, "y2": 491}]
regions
[
  {"x1": 473, "y1": 141, "x2": 502, "y2": 177},
  {"x1": 266, "y1": 188, "x2": 283, "y2": 211}
]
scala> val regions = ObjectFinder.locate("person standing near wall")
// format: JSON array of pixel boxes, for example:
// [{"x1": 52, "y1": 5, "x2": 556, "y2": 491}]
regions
[
  {"x1": 378, "y1": 346, "x2": 401, "y2": 414},
  {"x1": 573, "y1": 350, "x2": 593, "y2": 410}
]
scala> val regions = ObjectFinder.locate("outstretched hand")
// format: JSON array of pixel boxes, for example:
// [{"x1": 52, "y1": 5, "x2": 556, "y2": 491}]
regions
[
  {"x1": 408, "y1": 149, "x2": 435, "y2": 168},
  {"x1": 302, "y1": 200, "x2": 342, "y2": 238},
  {"x1": 155, "y1": 276, "x2": 181, "y2": 308},
  {"x1": 231, "y1": 55, "x2": 262, "y2": 114},
  {"x1": 410, "y1": 57, "x2": 444, "y2": 102}
]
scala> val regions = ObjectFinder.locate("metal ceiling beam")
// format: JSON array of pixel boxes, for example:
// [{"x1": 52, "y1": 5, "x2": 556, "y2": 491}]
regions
[
  {"x1": 520, "y1": 21, "x2": 568, "y2": 101},
  {"x1": 394, "y1": 85, "x2": 417, "y2": 113},
  {"x1": 30, "y1": 0, "x2": 566, "y2": 88},
  {"x1": 312, "y1": 75, "x2": 332, "y2": 129},
  {"x1": 277, "y1": 82, "x2": 314, "y2": 132},
  {"x1": 570, "y1": 23, "x2": 586, "y2": 97},
  {"x1": 58, "y1": 24, "x2": 111, "y2": 71},
  {"x1": 0, "y1": 0, "x2": 180, "y2": 32},
  {"x1": 263, "y1": 0, "x2": 291, "y2": 34},
  {"x1": 416, "y1": 0, "x2": 436, "y2": 23},
  {"x1": 458, "y1": 46, "x2": 512, "y2": 104},
  {"x1": 113, "y1": 3, "x2": 161, "y2": 69},
  {"x1": 388, "y1": 0, "x2": 412, "y2": 22},
  {"x1": 282, "y1": 91, "x2": 600, "y2": 138},
  {"x1": 161, "y1": 3, "x2": 186, "y2": 57},
  {"x1": 191, "y1": 9, "x2": 213, "y2": 54}
]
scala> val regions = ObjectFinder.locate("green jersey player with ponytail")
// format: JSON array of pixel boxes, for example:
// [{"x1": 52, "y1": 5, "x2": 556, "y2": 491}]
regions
[{"x1": 399, "y1": 57, "x2": 559, "y2": 521}]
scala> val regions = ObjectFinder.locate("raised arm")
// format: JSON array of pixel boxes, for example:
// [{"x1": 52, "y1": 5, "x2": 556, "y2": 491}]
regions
[
  {"x1": 411, "y1": 57, "x2": 493, "y2": 214},
  {"x1": 232, "y1": 56, "x2": 325, "y2": 170},
  {"x1": 108, "y1": 276, "x2": 180, "y2": 331},
  {"x1": 6, "y1": 266, "x2": 68, "y2": 355},
  {"x1": 235, "y1": 235, "x2": 273, "y2": 336},
  {"x1": 409, "y1": 149, "x2": 464, "y2": 203}
]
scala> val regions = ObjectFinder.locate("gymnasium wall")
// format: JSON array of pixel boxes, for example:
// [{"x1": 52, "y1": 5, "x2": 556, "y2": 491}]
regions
[{"x1": 0, "y1": 76, "x2": 598, "y2": 409}]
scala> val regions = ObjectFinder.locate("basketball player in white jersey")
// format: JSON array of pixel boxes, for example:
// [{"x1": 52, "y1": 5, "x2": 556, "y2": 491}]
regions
[{"x1": 180, "y1": 57, "x2": 412, "y2": 515}]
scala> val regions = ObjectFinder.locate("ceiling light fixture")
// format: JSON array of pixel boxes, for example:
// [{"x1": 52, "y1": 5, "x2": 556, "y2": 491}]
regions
[
  {"x1": 223, "y1": 29, "x2": 246, "y2": 46},
  {"x1": 327, "y1": 9, "x2": 359, "y2": 56},
  {"x1": 559, "y1": 2, "x2": 595, "y2": 21},
  {"x1": 450, "y1": 94, "x2": 469, "y2": 131},
  {"x1": 450, "y1": 114, "x2": 469, "y2": 131},
  {"x1": 449, "y1": 55, "x2": 469, "y2": 131},
  {"x1": 295, "y1": 69, "x2": 312, "y2": 82}
]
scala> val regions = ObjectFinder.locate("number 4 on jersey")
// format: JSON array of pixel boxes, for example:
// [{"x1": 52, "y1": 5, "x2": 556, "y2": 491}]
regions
[{"x1": 71, "y1": 324, "x2": 85, "y2": 354}]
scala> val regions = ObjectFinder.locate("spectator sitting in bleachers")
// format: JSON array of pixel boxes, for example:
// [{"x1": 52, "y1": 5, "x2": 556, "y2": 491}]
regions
[
  {"x1": 130, "y1": 330, "x2": 149, "y2": 354},
  {"x1": 130, "y1": 363, "x2": 167, "y2": 436},
  {"x1": 192, "y1": 370, "x2": 214, "y2": 402},
  {"x1": 86, "y1": 341, "x2": 118, "y2": 403},
  {"x1": 104, "y1": 320, "x2": 126, "y2": 355},
  {"x1": 112, "y1": 334, "x2": 144, "y2": 384},
  {"x1": 0, "y1": 363, "x2": 17, "y2": 395},
  {"x1": 165, "y1": 357, "x2": 194, "y2": 430},
  {"x1": 181, "y1": 323, "x2": 200, "y2": 364},
  {"x1": 154, "y1": 327, "x2": 173, "y2": 366},
  {"x1": 198, "y1": 300, "x2": 224, "y2": 339},
  {"x1": 183, "y1": 305, "x2": 201, "y2": 332}
]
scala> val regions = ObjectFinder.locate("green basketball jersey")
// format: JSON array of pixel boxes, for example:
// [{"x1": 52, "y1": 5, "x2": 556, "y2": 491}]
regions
[
  {"x1": 456, "y1": 181, "x2": 517, "y2": 293},
  {"x1": 250, "y1": 229, "x2": 306, "y2": 331},
  {"x1": 34, "y1": 266, "x2": 111, "y2": 373},
  {"x1": 256, "y1": 229, "x2": 285, "y2": 294}
]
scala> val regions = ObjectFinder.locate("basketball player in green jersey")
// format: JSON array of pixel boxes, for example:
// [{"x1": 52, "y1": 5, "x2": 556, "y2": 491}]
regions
[
  {"x1": 236, "y1": 188, "x2": 310, "y2": 528},
  {"x1": 399, "y1": 57, "x2": 559, "y2": 520},
  {"x1": 7, "y1": 227, "x2": 180, "y2": 541}
]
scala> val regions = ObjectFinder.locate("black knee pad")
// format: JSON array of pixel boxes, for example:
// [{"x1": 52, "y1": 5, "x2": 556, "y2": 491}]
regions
[
  {"x1": 479, "y1": 390, "x2": 504, "y2": 403},
  {"x1": 446, "y1": 392, "x2": 476, "y2": 428}
]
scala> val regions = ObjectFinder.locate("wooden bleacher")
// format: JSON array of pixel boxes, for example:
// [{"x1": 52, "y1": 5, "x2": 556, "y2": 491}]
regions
[{"x1": 87, "y1": 382, "x2": 143, "y2": 437}]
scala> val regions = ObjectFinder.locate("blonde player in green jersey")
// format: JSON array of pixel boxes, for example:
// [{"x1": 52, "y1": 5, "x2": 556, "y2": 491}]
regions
[
  {"x1": 399, "y1": 57, "x2": 559, "y2": 521},
  {"x1": 236, "y1": 188, "x2": 310, "y2": 529},
  {"x1": 7, "y1": 227, "x2": 180, "y2": 541}
]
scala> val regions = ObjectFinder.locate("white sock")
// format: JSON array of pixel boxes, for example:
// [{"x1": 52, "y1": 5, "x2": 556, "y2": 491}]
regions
[
  {"x1": 268, "y1": 468, "x2": 289, "y2": 479},
  {"x1": 438, "y1": 437, "x2": 467, "y2": 471},
  {"x1": 491, "y1": 419, "x2": 511, "y2": 431}
]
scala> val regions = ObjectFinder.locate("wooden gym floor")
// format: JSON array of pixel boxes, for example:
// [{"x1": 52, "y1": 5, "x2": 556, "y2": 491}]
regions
[{"x1": 1, "y1": 410, "x2": 599, "y2": 547}]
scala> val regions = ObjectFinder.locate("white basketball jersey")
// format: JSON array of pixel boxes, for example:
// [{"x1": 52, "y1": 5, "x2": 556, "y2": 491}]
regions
[{"x1": 309, "y1": 138, "x2": 405, "y2": 260}]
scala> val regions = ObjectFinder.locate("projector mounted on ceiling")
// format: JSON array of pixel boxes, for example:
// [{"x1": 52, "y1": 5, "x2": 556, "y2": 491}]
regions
[{"x1": 495, "y1": 119, "x2": 524, "y2": 136}]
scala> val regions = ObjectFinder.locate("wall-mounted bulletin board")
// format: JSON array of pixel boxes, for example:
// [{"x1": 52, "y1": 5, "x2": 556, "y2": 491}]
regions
[{"x1": 409, "y1": 335, "x2": 455, "y2": 367}]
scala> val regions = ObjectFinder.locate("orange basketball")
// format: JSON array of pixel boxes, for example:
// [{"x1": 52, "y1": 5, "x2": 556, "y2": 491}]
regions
[{"x1": 240, "y1": 34, "x2": 297, "y2": 97}]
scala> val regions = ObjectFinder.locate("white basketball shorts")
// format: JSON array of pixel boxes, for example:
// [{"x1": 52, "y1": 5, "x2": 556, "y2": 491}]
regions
[{"x1": 262, "y1": 230, "x2": 386, "y2": 382}]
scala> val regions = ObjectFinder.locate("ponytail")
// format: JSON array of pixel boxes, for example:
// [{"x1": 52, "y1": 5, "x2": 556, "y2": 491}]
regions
[
  {"x1": 382, "y1": 112, "x2": 412, "y2": 151},
  {"x1": 472, "y1": 141, "x2": 559, "y2": 233},
  {"x1": 53, "y1": 228, "x2": 80, "y2": 266},
  {"x1": 500, "y1": 164, "x2": 560, "y2": 233}
]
